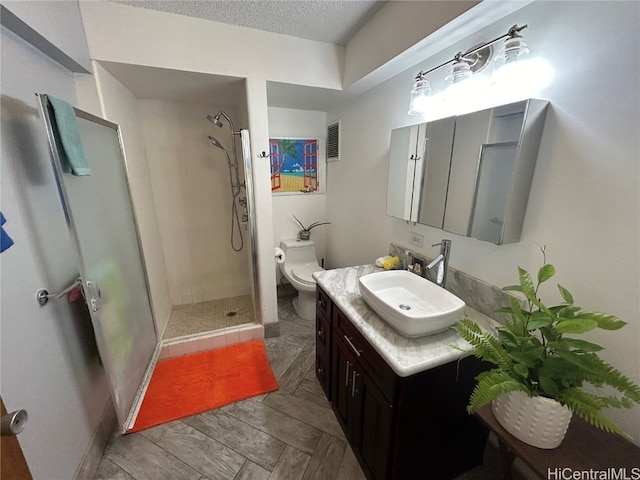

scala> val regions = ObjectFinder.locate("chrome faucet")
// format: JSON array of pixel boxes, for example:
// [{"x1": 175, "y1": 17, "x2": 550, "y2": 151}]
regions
[{"x1": 426, "y1": 239, "x2": 451, "y2": 288}]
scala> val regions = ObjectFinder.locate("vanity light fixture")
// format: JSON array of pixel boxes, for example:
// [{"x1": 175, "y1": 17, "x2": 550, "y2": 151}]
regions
[
  {"x1": 493, "y1": 25, "x2": 530, "y2": 70},
  {"x1": 408, "y1": 24, "x2": 530, "y2": 115},
  {"x1": 444, "y1": 52, "x2": 473, "y2": 86},
  {"x1": 408, "y1": 71, "x2": 432, "y2": 115}
]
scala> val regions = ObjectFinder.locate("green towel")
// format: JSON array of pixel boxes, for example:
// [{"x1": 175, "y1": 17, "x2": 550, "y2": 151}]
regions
[{"x1": 48, "y1": 95, "x2": 91, "y2": 176}]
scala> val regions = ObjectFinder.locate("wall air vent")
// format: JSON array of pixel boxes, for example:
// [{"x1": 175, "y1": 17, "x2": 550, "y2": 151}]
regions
[{"x1": 326, "y1": 121, "x2": 340, "y2": 162}]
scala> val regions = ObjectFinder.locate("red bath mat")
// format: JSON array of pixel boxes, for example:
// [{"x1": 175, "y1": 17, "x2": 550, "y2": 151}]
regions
[{"x1": 129, "y1": 340, "x2": 278, "y2": 432}]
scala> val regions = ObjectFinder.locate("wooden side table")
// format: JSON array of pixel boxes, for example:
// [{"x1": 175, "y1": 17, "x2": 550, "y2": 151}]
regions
[{"x1": 475, "y1": 405, "x2": 640, "y2": 480}]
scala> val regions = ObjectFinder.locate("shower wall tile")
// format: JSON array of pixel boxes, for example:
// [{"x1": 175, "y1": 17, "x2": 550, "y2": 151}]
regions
[
  {"x1": 238, "y1": 329, "x2": 254, "y2": 344},
  {"x1": 252, "y1": 325, "x2": 265, "y2": 340},
  {"x1": 202, "y1": 284, "x2": 218, "y2": 302},
  {"x1": 192, "y1": 285, "x2": 204, "y2": 304},
  {"x1": 181, "y1": 290, "x2": 194, "y2": 305},
  {"x1": 182, "y1": 338, "x2": 202, "y2": 356},
  {"x1": 204, "y1": 336, "x2": 219, "y2": 351},
  {"x1": 240, "y1": 328, "x2": 259, "y2": 343},
  {"x1": 161, "y1": 325, "x2": 264, "y2": 359},
  {"x1": 158, "y1": 345, "x2": 171, "y2": 361},
  {"x1": 165, "y1": 342, "x2": 186, "y2": 358},
  {"x1": 226, "y1": 330, "x2": 241, "y2": 346},
  {"x1": 138, "y1": 99, "x2": 253, "y2": 306},
  {"x1": 172, "y1": 281, "x2": 252, "y2": 307},
  {"x1": 211, "y1": 333, "x2": 228, "y2": 350},
  {"x1": 170, "y1": 288, "x2": 182, "y2": 306}
]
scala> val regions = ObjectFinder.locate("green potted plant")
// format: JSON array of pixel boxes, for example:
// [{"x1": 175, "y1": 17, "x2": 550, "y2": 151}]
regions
[
  {"x1": 454, "y1": 249, "x2": 640, "y2": 448},
  {"x1": 293, "y1": 214, "x2": 330, "y2": 241}
]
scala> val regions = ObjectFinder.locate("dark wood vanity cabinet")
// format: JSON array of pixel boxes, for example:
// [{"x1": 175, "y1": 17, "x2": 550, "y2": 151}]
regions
[
  {"x1": 316, "y1": 286, "x2": 489, "y2": 480},
  {"x1": 331, "y1": 307, "x2": 394, "y2": 479}
]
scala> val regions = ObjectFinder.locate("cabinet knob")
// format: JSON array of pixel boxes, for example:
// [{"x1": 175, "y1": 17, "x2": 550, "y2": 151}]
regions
[
  {"x1": 317, "y1": 329, "x2": 324, "y2": 340},
  {"x1": 317, "y1": 366, "x2": 324, "y2": 376}
]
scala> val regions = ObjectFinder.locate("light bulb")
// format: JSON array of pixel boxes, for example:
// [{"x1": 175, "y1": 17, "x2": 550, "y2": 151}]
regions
[{"x1": 408, "y1": 75, "x2": 432, "y2": 115}]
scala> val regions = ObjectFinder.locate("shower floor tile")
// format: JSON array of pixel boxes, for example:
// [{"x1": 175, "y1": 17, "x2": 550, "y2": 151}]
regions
[{"x1": 163, "y1": 295, "x2": 255, "y2": 340}]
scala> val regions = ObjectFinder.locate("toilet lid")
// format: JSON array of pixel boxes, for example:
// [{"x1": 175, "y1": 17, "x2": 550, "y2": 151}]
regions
[{"x1": 292, "y1": 264, "x2": 324, "y2": 284}]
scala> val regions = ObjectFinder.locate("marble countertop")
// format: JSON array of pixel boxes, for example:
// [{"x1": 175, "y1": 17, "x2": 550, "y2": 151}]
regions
[{"x1": 313, "y1": 264, "x2": 499, "y2": 378}]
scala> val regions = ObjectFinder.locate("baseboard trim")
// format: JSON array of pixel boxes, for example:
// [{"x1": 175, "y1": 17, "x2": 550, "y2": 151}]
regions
[{"x1": 73, "y1": 399, "x2": 117, "y2": 480}]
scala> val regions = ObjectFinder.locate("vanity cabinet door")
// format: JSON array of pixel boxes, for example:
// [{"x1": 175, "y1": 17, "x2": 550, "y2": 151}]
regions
[
  {"x1": 353, "y1": 369, "x2": 393, "y2": 480},
  {"x1": 332, "y1": 322, "x2": 394, "y2": 480},
  {"x1": 316, "y1": 313, "x2": 332, "y2": 399},
  {"x1": 332, "y1": 333, "x2": 360, "y2": 441},
  {"x1": 316, "y1": 288, "x2": 333, "y2": 399}
]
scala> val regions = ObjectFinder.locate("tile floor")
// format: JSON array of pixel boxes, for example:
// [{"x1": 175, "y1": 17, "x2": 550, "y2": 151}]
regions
[
  {"x1": 93, "y1": 294, "x2": 494, "y2": 480},
  {"x1": 163, "y1": 295, "x2": 256, "y2": 340}
]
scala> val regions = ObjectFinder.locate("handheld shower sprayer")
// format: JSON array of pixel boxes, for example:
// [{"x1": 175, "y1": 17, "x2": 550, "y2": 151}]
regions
[
  {"x1": 208, "y1": 136, "x2": 235, "y2": 171},
  {"x1": 207, "y1": 135, "x2": 224, "y2": 150}
]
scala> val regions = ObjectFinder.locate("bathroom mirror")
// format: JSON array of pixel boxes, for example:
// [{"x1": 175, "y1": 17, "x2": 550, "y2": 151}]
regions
[
  {"x1": 386, "y1": 98, "x2": 549, "y2": 244},
  {"x1": 416, "y1": 116, "x2": 456, "y2": 228},
  {"x1": 386, "y1": 123, "x2": 426, "y2": 222}
]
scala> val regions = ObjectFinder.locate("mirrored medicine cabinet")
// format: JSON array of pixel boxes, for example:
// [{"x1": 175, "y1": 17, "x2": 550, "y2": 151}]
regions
[{"x1": 386, "y1": 99, "x2": 549, "y2": 244}]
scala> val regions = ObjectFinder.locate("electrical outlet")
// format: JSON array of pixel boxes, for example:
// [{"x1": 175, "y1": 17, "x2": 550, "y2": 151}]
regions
[{"x1": 409, "y1": 232, "x2": 423, "y2": 248}]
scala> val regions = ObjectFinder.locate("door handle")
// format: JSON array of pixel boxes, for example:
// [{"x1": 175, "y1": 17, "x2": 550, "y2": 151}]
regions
[
  {"x1": 86, "y1": 280, "x2": 100, "y2": 299},
  {"x1": 1, "y1": 409, "x2": 28, "y2": 436},
  {"x1": 343, "y1": 335, "x2": 362, "y2": 357},
  {"x1": 351, "y1": 371, "x2": 360, "y2": 398},
  {"x1": 86, "y1": 280, "x2": 100, "y2": 313},
  {"x1": 345, "y1": 360, "x2": 351, "y2": 387}
]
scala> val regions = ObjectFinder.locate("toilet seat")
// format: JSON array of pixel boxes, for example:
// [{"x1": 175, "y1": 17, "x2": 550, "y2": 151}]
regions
[{"x1": 291, "y1": 264, "x2": 324, "y2": 285}]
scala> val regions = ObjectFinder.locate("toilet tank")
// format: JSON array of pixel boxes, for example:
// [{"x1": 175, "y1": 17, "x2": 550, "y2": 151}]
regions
[{"x1": 280, "y1": 239, "x2": 318, "y2": 263}]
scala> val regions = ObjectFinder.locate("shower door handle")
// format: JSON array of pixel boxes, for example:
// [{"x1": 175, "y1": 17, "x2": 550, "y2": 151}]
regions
[{"x1": 86, "y1": 280, "x2": 101, "y2": 313}]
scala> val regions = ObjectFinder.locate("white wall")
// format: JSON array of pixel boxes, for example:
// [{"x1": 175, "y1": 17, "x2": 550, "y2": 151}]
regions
[
  {"x1": 2, "y1": 0, "x2": 92, "y2": 72},
  {"x1": 89, "y1": 62, "x2": 174, "y2": 335},
  {"x1": 245, "y1": 77, "x2": 279, "y2": 334},
  {"x1": 79, "y1": 1, "x2": 343, "y2": 90},
  {"x1": 268, "y1": 107, "x2": 328, "y2": 283},
  {"x1": 137, "y1": 99, "x2": 251, "y2": 306},
  {"x1": 327, "y1": 1, "x2": 640, "y2": 442},
  {"x1": 0, "y1": 26, "x2": 110, "y2": 479},
  {"x1": 343, "y1": 0, "x2": 478, "y2": 88}
]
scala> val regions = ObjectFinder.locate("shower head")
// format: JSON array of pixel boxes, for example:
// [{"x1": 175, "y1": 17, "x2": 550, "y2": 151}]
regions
[
  {"x1": 208, "y1": 110, "x2": 240, "y2": 135},
  {"x1": 208, "y1": 135, "x2": 224, "y2": 149},
  {"x1": 207, "y1": 113, "x2": 223, "y2": 128}
]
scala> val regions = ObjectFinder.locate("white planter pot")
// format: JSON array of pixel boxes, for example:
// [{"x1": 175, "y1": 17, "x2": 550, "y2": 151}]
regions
[{"x1": 491, "y1": 390, "x2": 572, "y2": 449}]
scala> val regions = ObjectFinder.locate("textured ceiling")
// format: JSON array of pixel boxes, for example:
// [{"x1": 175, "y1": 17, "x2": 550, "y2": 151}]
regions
[{"x1": 110, "y1": 0, "x2": 386, "y2": 45}]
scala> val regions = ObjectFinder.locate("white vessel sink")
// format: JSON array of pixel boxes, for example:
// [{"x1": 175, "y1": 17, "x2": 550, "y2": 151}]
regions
[{"x1": 358, "y1": 270, "x2": 466, "y2": 337}]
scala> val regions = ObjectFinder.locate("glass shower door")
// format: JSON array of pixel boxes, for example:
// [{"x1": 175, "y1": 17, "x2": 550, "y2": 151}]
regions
[{"x1": 37, "y1": 94, "x2": 158, "y2": 431}]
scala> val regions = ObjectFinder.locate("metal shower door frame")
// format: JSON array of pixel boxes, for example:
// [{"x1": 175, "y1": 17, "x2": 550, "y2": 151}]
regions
[{"x1": 36, "y1": 93, "x2": 160, "y2": 432}]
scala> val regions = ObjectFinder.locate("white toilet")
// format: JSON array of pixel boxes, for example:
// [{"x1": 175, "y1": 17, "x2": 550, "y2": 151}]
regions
[{"x1": 278, "y1": 239, "x2": 324, "y2": 320}]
